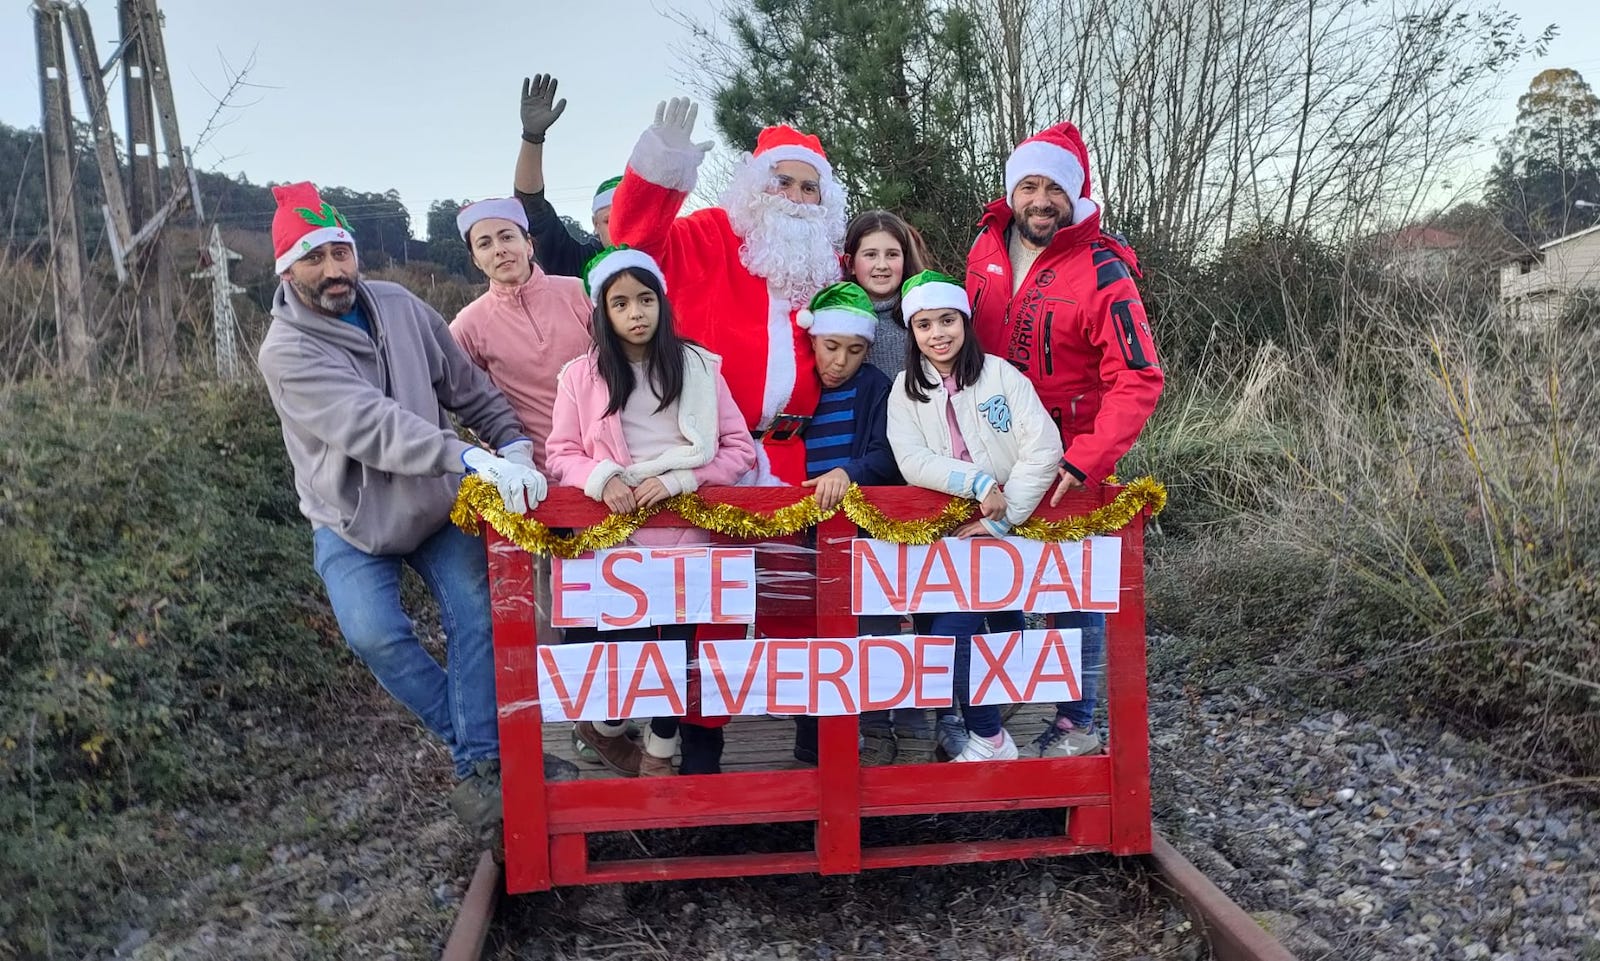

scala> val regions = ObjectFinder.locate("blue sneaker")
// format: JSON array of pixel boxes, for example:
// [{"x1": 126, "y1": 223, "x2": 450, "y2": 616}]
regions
[{"x1": 935, "y1": 713, "x2": 968, "y2": 759}]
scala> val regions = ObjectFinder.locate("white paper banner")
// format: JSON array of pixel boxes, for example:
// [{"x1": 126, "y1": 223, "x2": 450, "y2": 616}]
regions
[
  {"x1": 535, "y1": 640, "x2": 688, "y2": 721},
  {"x1": 850, "y1": 536, "x2": 1122, "y2": 616},
  {"x1": 551, "y1": 547, "x2": 757, "y2": 630},
  {"x1": 697, "y1": 635, "x2": 957, "y2": 716},
  {"x1": 968, "y1": 629, "x2": 1083, "y2": 706}
]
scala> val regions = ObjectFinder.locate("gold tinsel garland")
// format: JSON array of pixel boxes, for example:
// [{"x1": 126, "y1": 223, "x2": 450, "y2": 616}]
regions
[{"x1": 451, "y1": 475, "x2": 1166, "y2": 559}]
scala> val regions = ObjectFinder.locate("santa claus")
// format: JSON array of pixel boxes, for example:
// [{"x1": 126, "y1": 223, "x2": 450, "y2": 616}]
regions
[{"x1": 610, "y1": 98, "x2": 847, "y2": 485}]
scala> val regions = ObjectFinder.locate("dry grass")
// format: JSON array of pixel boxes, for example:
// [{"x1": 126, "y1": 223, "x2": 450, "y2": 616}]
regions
[{"x1": 1141, "y1": 267, "x2": 1600, "y2": 773}]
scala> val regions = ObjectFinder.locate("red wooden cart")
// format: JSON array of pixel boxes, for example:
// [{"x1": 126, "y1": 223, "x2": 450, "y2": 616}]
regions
[{"x1": 481, "y1": 484, "x2": 1152, "y2": 894}]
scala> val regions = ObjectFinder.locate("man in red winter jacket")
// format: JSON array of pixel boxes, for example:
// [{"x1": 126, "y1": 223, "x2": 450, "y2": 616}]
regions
[{"x1": 964, "y1": 122, "x2": 1164, "y2": 758}]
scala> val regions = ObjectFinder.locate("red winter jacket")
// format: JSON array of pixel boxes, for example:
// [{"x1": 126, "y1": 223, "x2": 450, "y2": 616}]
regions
[{"x1": 965, "y1": 197, "x2": 1163, "y2": 484}]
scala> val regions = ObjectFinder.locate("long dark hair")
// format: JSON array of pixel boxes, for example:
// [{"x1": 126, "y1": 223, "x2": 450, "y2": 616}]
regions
[
  {"x1": 592, "y1": 266, "x2": 697, "y2": 417},
  {"x1": 903, "y1": 309, "x2": 985, "y2": 403},
  {"x1": 843, "y1": 210, "x2": 930, "y2": 293}
]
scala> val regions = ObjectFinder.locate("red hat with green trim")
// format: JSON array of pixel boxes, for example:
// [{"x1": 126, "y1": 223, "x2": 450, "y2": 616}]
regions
[{"x1": 272, "y1": 182, "x2": 355, "y2": 273}]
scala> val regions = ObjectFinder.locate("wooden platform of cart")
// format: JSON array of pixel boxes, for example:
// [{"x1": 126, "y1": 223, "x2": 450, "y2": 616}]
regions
[{"x1": 541, "y1": 705, "x2": 1060, "y2": 776}]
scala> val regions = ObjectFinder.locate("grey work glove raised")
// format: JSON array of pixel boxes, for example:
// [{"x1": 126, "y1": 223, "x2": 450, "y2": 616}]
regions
[
  {"x1": 462, "y1": 446, "x2": 548, "y2": 514},
  {"x1": 520, "y1": 74, "x2": 567, "y2": 143}
]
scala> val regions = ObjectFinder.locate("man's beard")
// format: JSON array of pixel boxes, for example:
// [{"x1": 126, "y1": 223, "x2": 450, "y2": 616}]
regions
[
  {"x1": 1017, "y1": 205, "x2": 1066, "y2": 247},
  {"x1": 294, "y1": 274, "x2": 359, "y2": 315},
  {"x1": 721, "y1": 163, "x2": 846, "y2": 307}
]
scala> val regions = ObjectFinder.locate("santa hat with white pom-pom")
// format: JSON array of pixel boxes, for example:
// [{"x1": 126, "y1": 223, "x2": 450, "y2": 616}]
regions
[{"x1": 796, "y1": 281, "x2": 877, "y2": 342}]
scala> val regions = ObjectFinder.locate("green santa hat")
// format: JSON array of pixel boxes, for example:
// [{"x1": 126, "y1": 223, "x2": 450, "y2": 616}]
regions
[
  {"x1": 900, "y1": 270, "x2": 970, "y2": 322},
  {"x1": 796, "y1": 282, "x2": 877, "y2": 342},
  {"x1": 583, "y1": 244, "x2": 666, "y2": 299},
  {"x1": 592, "y1": 175, "x2": 623, "y2": 214}
]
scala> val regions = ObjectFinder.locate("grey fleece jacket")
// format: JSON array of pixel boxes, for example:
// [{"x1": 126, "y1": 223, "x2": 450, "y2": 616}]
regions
[{"x1": 258, "y1": 279, "x2": 525, "y2": 555}]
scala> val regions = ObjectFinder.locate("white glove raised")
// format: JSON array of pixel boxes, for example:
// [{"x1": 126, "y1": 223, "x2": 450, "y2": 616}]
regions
[
  {"x1": 462, "y1": 446, "x2": 548, "y2": 515},
  {"x1": 498, "y1": 438, "x2": 537, "y2": 470},
  {"x1": 652, "y1": 97, "x2": 714, "y2": 155}
]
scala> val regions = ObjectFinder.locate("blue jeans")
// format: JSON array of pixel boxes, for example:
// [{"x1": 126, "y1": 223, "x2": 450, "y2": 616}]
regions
[
  {"x1": 313, "y1": 523, "x2": 498, "y2": 779},
  {"x1": 913, "y1": 610, "x2": 1025, "y2": 738},
  {"x1": 1051, "y1": 611, "x2": 1106, "y2": 730}
]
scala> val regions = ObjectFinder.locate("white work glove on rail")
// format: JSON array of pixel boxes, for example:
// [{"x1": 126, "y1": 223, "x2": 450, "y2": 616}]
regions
[
  {"x1": 497, "y1": 438, "x2": 538, "y2": 471},
  {"x1": 462, "y1": 446, "x2": 547, "y2": 514}
]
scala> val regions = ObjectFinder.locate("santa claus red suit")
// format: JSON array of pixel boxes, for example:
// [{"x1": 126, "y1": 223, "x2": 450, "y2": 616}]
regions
[
  {"x1": 610, "y1": 103, "x2": 846, "y2": 486},
  {"x1": 965, "y1": 122, "x2": 1163, "y2": 484}
]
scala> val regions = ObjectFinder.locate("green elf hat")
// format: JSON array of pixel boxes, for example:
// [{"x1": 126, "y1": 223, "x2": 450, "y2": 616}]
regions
[
  {"x1": 592, "y1": 175, "x2": 623, "y2": 214},
  {"x1": 796, "y1": 281, "x2": 877, "y2": 342},
  {"x1": 900, "y1": 270, "x2": 970, "y2": 323},
  {"x1": 583, "y1": 244, "x2": 667, "y2": 299}
]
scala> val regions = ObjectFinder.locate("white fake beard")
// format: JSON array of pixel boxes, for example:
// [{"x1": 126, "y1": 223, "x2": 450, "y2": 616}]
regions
[{"x1": 722, "y1": 167, "x2": 846, "y2": 307}]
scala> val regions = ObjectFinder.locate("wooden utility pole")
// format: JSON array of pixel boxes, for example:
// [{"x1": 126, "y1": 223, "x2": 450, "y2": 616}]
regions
[
  {"x1": 119, "y1": 0, "x2": 179, "y2": 380},
  {"x1": 61, "y1": 4, "x2": 133, "y2": 272},
  {"x1": 33, "y1": 0, "x2": 94, "y2": 380},
  {"x1": 192, "y1": 225, "x2": 244, "y2": 381}
]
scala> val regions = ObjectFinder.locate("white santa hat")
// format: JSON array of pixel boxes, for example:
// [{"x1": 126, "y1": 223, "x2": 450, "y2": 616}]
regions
[
  {"x1": 796, "y1": 282, "x2": 877, "y2": 342},
  {"x1": 455, "y1": 197, "x2": 528, "y2": 242},
  {"x1": 1004, "y1": 122, "x2": 1100, "y2": 225},
  {"x1": 583, "y1": 245, "x2": 667, "y2": 299}
]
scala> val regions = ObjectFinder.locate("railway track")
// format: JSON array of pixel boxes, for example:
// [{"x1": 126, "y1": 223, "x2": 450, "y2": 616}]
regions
[{"x1": 442, "y1": 832, "x2": 1297, "y2": 961}]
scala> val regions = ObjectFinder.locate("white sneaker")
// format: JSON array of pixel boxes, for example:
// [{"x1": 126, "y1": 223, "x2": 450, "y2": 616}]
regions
[{"x1": 952, "y1": 728, "x2": 1019, "y2": 762}]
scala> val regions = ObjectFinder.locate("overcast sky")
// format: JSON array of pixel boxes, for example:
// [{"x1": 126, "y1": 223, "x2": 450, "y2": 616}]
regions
[{"x1": 3, "y1": 0, "x2": 1598, "y2": 238}]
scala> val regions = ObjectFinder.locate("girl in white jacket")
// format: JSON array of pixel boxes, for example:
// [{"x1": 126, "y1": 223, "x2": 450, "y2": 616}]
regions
[{"x1": 886, "y1": 271, "x2": 1065, "y2": 762}]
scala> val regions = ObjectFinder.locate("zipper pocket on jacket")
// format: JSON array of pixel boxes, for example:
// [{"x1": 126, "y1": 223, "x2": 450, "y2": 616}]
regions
[{"x1": 1042, "y1": 309, "x2": 1055, "y2": 376}]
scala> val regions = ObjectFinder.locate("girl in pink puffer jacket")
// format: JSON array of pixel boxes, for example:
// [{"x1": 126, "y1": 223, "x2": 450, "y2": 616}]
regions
[{"x1": 546, "y1": 246, "x2": 755, "y2": 778}]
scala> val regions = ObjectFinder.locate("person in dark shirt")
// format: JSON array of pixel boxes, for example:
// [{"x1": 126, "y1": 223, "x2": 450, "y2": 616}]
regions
[
  {"x1": 512, "y1": 74, "x2": 612, "y2": 278},
  {"x1": 792, "y1": 283, "x2": 934, "y2": 765}
]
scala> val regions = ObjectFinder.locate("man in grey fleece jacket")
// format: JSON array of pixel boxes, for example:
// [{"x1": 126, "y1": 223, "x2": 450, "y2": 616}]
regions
[{"x1": 256, "y1": 182, "x2": 577, "y2": 844}]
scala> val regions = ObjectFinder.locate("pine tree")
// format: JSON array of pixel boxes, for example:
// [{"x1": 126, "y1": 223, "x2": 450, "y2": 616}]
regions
[
  {"x1": 1487, "y1": 68, "x2": 1600, "y2": 245},
  {"x1": 709, "y1": 0, "x2": 997, "y2": 269}
]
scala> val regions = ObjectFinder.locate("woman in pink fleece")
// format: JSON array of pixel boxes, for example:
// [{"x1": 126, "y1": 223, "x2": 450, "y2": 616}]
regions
[
  {"x1": 547, "y1": 246, "x2": 755, "y2": 778},
  {"x1": 449, "y1": 198, "x2": 592, "y2": 471}
]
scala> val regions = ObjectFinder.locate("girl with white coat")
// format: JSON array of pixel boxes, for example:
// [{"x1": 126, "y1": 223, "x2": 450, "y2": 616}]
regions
[{"x1": 886, "y1": 271, "x2": 1065, "y2": 762}]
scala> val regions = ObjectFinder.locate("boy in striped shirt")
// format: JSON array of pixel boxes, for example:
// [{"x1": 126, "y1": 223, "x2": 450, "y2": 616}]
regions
[{"x1": 794, "y1": 284, "x2": 935, "y2": 764}]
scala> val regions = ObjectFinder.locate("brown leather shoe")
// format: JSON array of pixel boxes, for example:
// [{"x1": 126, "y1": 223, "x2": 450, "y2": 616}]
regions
[
  {"x1": 638, "y1": 753, "x2": 675, "y2": 777},
  {"x1": 575, "y1": 721, "x2": 642, "y2": 776}
]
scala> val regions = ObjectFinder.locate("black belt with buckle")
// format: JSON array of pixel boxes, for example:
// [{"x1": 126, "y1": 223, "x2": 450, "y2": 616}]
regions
[{"x1": 752, "y1": 414, "x2": 811, "y2": 443}]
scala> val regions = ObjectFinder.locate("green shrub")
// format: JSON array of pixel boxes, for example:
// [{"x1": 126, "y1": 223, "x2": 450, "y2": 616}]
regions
[{"x1": 0, "y1": 381, "x2": 346, "y2": 955}]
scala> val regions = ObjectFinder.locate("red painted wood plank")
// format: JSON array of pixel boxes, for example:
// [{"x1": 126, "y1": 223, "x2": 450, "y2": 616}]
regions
[
  {"x1": 525, "y1": 485, "x2": 1115, "y2": 530},
  {"x1": 1105, "y1": 513, "x2": 1153, "y2": 855},
  {"x1": 1066, "y1": 803, "x2": 1113, "y2": 846},
  {"x1": 860, "y1": 756, "x2": 1111, "y2": 815},
  {"x1": 544, "y1": 770, "x2": 821, "y2": 833},
  {"x1": 547, "y1": 832, "x2": 590, "y2": 887},
  {"x1": 859, "y1": 836, "x2": 1102, "y2": 870},
  {"x1": 814, "y1": 512, "x2": 863, "y2": 875},
  {"x1": 575, "y1": 851, "x2": 821, "y2": 885},
  {"x1": 485, "y1": 527, "x2": 551, "y2": 895}
]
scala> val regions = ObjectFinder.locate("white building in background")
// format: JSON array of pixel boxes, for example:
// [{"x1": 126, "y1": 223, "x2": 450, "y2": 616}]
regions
[
  {"x1": 1376, "y1": 226, "x2": 1464, "y2": 282},
  {"x1": 1500, "y1": 224, "x2": 1600, "y2": 328}
]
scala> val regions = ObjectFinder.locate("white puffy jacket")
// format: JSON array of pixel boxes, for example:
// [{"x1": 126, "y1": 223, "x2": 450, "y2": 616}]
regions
[{"x1": 887, "y1": 354, "x2": 1065, "y2": 533}]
